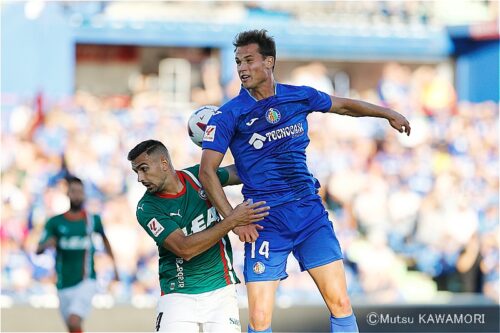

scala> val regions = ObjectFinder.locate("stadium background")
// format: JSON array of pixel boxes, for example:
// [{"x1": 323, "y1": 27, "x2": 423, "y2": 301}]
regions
[{"x1": 1, "y1": 1, "x2": 499, "y2": 332}]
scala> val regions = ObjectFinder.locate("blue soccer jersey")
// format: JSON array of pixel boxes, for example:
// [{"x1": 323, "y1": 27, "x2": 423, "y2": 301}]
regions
[{"x1": 202, "y1": 83, "x2": 332, "y2": 207}]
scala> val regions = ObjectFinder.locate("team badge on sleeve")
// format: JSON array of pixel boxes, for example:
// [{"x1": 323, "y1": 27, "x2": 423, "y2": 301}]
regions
[
  {"x1": 147, "y1": 218, "x2": 165, "y2": 237},
  {"x1": 203, "y1": 125, "x2": 216, "y2": 142}
]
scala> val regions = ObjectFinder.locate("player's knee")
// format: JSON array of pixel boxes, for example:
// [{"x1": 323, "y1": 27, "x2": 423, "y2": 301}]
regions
[
  {"x1": 67, "y1": 314, "x2": 82, "y2": 333},
  {"x1": 330, "y1": 295, "x2": 352, "y2": 316},
  {"x1": 249, "y1": 308, "x2": 272, "y2": 330}
]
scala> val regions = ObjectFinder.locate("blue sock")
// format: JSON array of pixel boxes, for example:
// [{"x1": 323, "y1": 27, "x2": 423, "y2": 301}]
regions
[
  {"x1": 248, "y1": 324, "x2": 272, "y2": 333},
  {"x1": 330, "y1": 313, "x2": 358, "y2": 333}
]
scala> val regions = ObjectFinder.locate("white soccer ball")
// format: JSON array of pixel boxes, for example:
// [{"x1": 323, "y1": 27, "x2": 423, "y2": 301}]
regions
[{"x1": 187, "y1": 105, "x2": 219, "y2": 147}]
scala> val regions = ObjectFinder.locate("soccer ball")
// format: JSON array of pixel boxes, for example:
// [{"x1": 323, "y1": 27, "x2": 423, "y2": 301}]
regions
[{"x1": 187, "y1": 105, "x2": 219, "y2": 147}]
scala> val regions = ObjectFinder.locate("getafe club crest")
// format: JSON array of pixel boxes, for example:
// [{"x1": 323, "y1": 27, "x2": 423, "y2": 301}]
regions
[
  {"x1": 265, "y1": 108, "x2": 281, "y2": 124},
  {"x1": 253, "y1": 261, "x2": 266, "y2": 274}
]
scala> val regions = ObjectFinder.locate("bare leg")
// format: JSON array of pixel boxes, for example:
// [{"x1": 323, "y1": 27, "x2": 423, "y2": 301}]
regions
[
  {"x1": 246, "y1": 280, "x2": 280, "y2": 331},
  {"x1": 308, "y1": 260, "x2": 352, "y2": 316}
]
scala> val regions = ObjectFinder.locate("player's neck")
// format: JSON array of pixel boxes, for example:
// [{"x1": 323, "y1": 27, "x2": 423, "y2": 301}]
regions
[
  {"x1": 64, "y1": 209, "x2": 85, "y2": 220},
  {"x1": 248, "y1": 79, "x2": 276, "y2": 100},
  {"x1": 159, "y1": 172, "x2": 184, "y2": 196}
]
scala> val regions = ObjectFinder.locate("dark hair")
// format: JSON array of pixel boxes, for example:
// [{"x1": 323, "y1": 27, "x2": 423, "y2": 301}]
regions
[
  {"x1": 66, "y1": 175, "x2": 83, "y2": 186},
  {"x1": 127, "y1": 140, "x2": 169, "y2": 161},
  {"x1": 233, "y1": 29, "x2": 276, "y2": 63}
]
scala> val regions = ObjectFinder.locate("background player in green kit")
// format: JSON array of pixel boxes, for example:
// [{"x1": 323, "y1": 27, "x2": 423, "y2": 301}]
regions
[
  {"x1": 36, "y1": 176, "x2": 119, "y2": 333},
  {"x1": 127, "y1": 139, "x2": 270, "y2": 333}
]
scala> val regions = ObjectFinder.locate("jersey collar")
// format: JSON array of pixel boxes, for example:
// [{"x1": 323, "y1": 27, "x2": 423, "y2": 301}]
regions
[{"x1": 241, "y1": 82, "x2": 279, "y2": 102}]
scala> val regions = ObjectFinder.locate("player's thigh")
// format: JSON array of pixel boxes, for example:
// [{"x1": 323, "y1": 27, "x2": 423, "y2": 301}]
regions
[
  {"x1": 67, "y1": 279, "x2": 97, "y2": 320},
  {"x1": 292, "y1": 218, "x2": 343, "y2": 272},
  {"x1": 243, "y1": 211, "x2": 293, "y2": 283},
  {"x1": 156, "y1": 293, "x2": 198, "y2": 331},
  {"x1": 57, "y1": 286, "x2": 74, "y2": 322},
  {"x1": 201, "y1": 285, "x2": 241, "y2": 332},
  {"x1": 57, "y1": 279, "x2": 96, "y2": 322},
  {"x1": 246, "y1": 280, "x2": 280, "y2": 318}
]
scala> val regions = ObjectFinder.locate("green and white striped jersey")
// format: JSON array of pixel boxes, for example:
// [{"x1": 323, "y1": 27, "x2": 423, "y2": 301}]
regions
[{"x1": 136, "y1": 165, "x2": 240, "y2": 295}]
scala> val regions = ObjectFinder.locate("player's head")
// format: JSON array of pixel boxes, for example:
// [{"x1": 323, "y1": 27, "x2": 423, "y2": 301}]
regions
[
  {"x1": 128, "y1": 140, "x2": 173, "y2": 193},
  {"x1": 66, "y1": 176, "x2": 85, "y2": 211},
  {"x1": 233, "y1": 29, "x2": 276, "y2": 89}
]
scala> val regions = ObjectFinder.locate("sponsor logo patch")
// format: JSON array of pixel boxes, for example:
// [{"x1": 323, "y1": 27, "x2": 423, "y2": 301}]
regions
[
  {"x1": 249, "y1": 133, "x2": 266, "y2": 149},
  {"x1": 265, "y1": 108, "x2": 281, "y2": 124},
  {"x1": 253, "y1": 261, "x2": 266, "y2": 274},
  {"x1": 248, "y1": 122, "x2": 304, "y2": 149},
  {"x1": 203, "y1": 125, "x2": 216, "y2": 142},
  {"x1": 147, "y1": 218, "x2": 165, "y2": 237}
]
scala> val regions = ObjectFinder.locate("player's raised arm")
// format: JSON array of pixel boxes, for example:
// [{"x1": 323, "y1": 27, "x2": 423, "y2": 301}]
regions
[
  {"x1": 329, "y1": 96, "x2": 411, "y2": 136},
  {"x1": 199, "y1": 149, "x2": 234, "y2": 218}
]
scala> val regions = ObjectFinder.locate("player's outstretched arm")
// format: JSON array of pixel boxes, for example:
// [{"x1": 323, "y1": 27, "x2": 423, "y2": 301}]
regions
[
  {"x1": 162, "y1": 200, "x2": 270, "y2": 261},
  {"x1": 329, "y1": 96, "x2": 411, "y2": 136},
  {"x1": 200, "y1": 149, "x2": 234, "y2": 218}
]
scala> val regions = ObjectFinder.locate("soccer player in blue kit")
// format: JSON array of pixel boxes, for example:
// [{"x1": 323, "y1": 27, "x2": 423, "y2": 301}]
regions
[{"x1": 199, "y1": 29, "x2": 411, "y2": 333}]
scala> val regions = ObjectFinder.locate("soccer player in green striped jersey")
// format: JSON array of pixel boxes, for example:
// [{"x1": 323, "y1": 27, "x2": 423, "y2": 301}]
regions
[
  {"x1": 36, "y1": 176, "x2": 119, "y2": 333},
  {"x1": 128, "y1": 140, "x2": 269, "y2": 332}
]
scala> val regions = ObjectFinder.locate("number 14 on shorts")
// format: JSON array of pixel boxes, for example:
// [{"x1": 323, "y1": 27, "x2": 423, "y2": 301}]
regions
[{"x1": 251, "y1": 241, "x2": 269, "y2": 259}]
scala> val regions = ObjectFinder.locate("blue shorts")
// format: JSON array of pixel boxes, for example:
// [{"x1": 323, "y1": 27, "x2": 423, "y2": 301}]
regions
[{"x1": 243, "y1": 194, "x2": 343, "y2": 282}]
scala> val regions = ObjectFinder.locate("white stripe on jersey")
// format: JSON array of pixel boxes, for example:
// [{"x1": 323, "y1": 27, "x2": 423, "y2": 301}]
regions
[
  {"x1": 181, "y1": 169, "x2": 202, "y2": 188},
  {"x1": 221, "y1": 237, "x2": 236, "y2": 284}
]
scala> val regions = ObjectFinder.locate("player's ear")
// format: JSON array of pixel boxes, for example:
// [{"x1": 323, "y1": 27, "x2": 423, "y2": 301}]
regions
[
  {"x1": 160, "y1": 157, "x2": 169, "y2": 170},
  {"x1": 265, "y1": 56, "x2": 274, "y2": 69}
]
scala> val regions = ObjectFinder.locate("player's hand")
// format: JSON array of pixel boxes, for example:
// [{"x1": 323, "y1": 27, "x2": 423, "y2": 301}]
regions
[
  {"x1": 229, "y1": 200, "x2": 269, "y2": 228},
  {"x1": 233, "y1": 224, "x2": 264, "y2": 242},
  {"x1": 388, "y1": 112, "x2": 411, "y2": 136}
]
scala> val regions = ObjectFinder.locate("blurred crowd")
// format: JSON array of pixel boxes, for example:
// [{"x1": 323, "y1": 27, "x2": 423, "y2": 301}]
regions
[
  {"x1": 62, "y1": 1, "x2": 498, "y2": 28},
  {"x1": 1, "y1": 59, "x2": 498, "y2": 307}
]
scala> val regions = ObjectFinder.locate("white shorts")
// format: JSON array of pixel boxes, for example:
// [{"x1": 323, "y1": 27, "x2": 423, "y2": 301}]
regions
[
  {"x1": 156, "y1": 284, "x2": 240, "y2": 332},
  {"x1": 57, "y1": 279, "x2": 97, "y2": 322}
]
